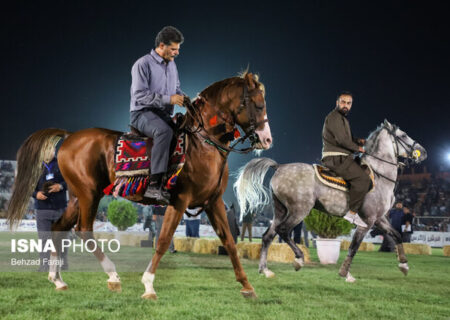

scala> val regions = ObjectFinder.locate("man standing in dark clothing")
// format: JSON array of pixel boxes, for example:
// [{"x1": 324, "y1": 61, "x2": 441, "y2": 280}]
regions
[
  {"x1": 226, "y1": 203, "x2": 240, "y2": 244},
  {"x1": 402, "y1": 206, "x2": 414, "y2": 242},
  {"x1": 130, "y1": 26, "x2": 185, "y2": 204},
  {"x1": 241, "y1": 210, "x2": 254, "y2": 242},
  {"x1": 33, "y1": 155, "x2": 68, "y2": 271},
  {"x1": 388, "y1": 202, "x2": 404, "y2": 235},
  {"x1": 321, "y1": 91, "x2": 370, "y2": 228},
  {"x1": 153, "y1": 205, "x2": 176, "y2": 253}
]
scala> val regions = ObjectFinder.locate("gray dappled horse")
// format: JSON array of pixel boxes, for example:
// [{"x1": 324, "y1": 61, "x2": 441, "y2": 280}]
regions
[{"x1": 234, "y1": 120, "x2": 427, "y2": 282}]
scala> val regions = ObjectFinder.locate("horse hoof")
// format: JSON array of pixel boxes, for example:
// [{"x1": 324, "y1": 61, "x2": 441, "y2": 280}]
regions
[
  {"x1": 141, "y1": 292, "x2": 158, "y2": 300},
  {"x1": 107, "y1": 281, "x2": 122, "y2": 292},
  {"x1": 241, "y1": 289, "x2": 257, "y2": 299},
  {"x1": 262, "y1": 269, "x2": 275, "y2": 278},
  {"x1": 398, "y1": 263, "x2": 409, "y2": 276},
  {"x1": 55, "y1": 285, "x2": 68, "y2": 291},
  {"x1": 345, "y1": 272, "x2": 356, "y2": 283},
  {"x1": 293, "y1": 258, "x2": 304, "y2": 271},
  {"x1": 338, "y1": 269, "x2": 348, "y2": 278}
]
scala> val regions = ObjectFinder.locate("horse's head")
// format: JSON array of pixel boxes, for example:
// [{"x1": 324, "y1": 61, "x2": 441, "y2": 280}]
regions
[
  {"x1": 230, "y1": 73, "x2": 272, "y2": 150},
  {"x1": 383, "y1": 119, "x2": 427, "y2": 163},
  {"x1": 197, "y1": 72, "x2": 272, "y2": 151}
]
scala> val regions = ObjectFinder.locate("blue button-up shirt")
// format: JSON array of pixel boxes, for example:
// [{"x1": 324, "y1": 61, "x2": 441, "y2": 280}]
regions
[{"x1": 130, "y1": 49, "x2": 183, "y2": 115}]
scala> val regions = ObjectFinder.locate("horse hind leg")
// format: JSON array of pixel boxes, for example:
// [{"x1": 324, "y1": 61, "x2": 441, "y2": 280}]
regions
[
  {"x1": 259, "y1": 224, "x2": 277, "y2": 278},
  {"x1": 258, "y1": 193, "x2": 287, "y2": 278},
  {"x1": 276, "y1": 220, "x2": 306, "y2": 272},
  {"x1": 375, "y1": 216, "x2": 409, "y2": 275},
  {"x1": 142, "y1": 204, "x2": 185, "y2": 300},
  {"x1": 82, "y1": 196, "x2": 121, "y2": 292},
  {"x1": 73, "y1": 192, "x2": 121, "y2": 292}
]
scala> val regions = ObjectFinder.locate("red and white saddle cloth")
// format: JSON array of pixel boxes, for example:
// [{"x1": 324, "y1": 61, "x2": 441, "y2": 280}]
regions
[{"x1": 103, "y1": 132, "x2": 186, "y2": 197}]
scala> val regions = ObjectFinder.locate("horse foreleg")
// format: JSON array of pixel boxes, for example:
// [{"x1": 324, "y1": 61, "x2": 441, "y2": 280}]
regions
[
  {"x1": 142, "y1": 204, "x2": 184, "y2": 300},
  {"x1": 339, "y1": 227, "x2": 369, "y2": 283},
  {"x1": 375, "y1": 216, "x2": 409, "y2": 275},
  {"x1": 206, "y1": 200, "x2": 256, "y2": 298}
]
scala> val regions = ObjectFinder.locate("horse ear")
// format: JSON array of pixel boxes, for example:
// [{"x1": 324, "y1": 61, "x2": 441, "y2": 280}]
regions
[
  {"x1": 245, "y1": 73, "x2": 256, "y2": 90},
  {"x1": 383, "y1": 119, "x2": 392, "y2": 128}
]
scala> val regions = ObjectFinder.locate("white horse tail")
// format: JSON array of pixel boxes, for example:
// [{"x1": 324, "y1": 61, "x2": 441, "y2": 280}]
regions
[{"x1": 234, "y1": 158, "x2": 278, "y2": 221}]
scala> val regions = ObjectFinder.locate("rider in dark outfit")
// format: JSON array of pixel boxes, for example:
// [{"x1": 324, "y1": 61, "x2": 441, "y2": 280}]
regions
[{"x1": 321, "y1": 91, "x2": 370, "y2": 228}]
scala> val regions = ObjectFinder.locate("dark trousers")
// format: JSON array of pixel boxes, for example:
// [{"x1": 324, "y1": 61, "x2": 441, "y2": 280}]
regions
[
  {"x1": 130, "y1": 110, "x2": 173, "y2": 174},
  {"x1": 402, "y1": 232, "x2": 412, "y2": 243},
  {"x1": 185, "y1": 219, "x2": 200, "y2": 238},
  {"x1": 292, "y1": 222, "x2": 303, "y2": 244},
  {"x1": 36, "y1": 208, "x2": 68, "y2": 271},
  {"x1": 322, "y1": 155, "x2": 371, "y2": 212},
  {"x1": 241, "y1": 222, "x2": 253, "y2": 242}
]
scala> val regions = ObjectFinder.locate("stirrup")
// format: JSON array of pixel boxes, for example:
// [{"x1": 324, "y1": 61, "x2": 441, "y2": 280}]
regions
[
  {"x1": 343, "y1": 212, "x2": 368, "y2": 228},
  {"x1": 144, "y1": 186, "x2": 170, "y2": 205}
]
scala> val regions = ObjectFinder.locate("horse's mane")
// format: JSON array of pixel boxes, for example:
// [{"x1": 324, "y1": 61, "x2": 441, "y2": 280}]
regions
[
  {"x1": 198, "y1": 71, "x2": 265, "y2": 102},
  {"x1": 365, "y1": 123, "x2": 385, "y2": 154}
]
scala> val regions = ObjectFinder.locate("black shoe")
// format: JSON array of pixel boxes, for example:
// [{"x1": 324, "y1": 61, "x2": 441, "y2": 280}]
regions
[
  {"x1": 144, "y1": 186, "x2": 170, "y2": 205},
  {"x1": 144, "y1": 173, "x2": 170, "y2": 204}
]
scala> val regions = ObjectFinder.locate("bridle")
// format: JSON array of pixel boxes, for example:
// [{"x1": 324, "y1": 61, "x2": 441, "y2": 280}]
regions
[
  {"x1": 232, "y1": 83, "x2": 269, "y2": 148},
  {"x1": 365, "y1": 124, "x2": 422, "y2": 185},
  {"x1": 183, "y1": 81, "x2": 268, "y2": 155},
  {"x1": 181, "y1": 80, "x2": 268, "y2": 205}
]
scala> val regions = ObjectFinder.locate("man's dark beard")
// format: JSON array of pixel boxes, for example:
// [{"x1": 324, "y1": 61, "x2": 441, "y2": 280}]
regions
[{"x1": 338, "y1": 107, "x2": 349, "y2": 116}]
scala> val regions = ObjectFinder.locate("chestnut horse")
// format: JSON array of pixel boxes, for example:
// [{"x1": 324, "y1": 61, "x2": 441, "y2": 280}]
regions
[{"x1": 8, "y1": 72, "x2": 272, "y2": 299}]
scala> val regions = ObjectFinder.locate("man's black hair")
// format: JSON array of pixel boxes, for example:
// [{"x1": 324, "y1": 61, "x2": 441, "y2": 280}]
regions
[
  {"x1": 336, "y1": 91, "x2": 353, "y2": 100},
  {"x1": 155, "y1": 26, "x2": 184, "y2": 48}
]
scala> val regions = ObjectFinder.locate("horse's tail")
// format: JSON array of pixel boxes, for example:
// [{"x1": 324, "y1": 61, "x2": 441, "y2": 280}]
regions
[
  {"x1": 234, "y1": 158, "x2": 278, "y2": 222},
  {"x1": 7, "y1": 128, "x2": 69, "y2": 228}
]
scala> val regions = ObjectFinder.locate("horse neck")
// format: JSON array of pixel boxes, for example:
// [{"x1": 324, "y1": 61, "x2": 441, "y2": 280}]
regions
[
  {"x1": 363, "y1": 128, "x2": 398, "y2": 189},
  {"x1": 189, "y1": 99, "x2": 236, "y2": 148}
]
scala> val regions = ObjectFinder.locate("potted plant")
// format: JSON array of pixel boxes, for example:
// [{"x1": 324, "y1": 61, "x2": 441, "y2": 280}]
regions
[
  {"x1": 107, "y1": 199, "x2": 138, "y2": 231},
  {"x1": 304, "y1": 209, "x2": 353, "y2": 264}
]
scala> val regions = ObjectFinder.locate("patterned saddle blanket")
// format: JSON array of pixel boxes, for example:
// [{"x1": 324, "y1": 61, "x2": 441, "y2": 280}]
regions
[
  {"x1": 103, "y1": 132, "x2": 186, "y2": 197},
  {"x1": 313, "y1": 162, "x2": 375, "y2": 192}
]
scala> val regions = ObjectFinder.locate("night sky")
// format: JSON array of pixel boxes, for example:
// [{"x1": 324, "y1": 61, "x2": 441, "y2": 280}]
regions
[{"x1": 2, "y1": 1, "x2": 450, "y2": 203}]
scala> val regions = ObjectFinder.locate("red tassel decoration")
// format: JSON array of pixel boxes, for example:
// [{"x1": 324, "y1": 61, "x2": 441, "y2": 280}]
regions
[{"x1": 103, "y1": 183, "x2": 114, "y2": 195}]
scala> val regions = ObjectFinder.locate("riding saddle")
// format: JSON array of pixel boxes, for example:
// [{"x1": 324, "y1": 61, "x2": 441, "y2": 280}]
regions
[
  {"x1": 313, "y1": 161, "x2": 375, "y2": 192},
  {"x1": 102, "y1": 119, "x2": 186, "y2": 199}
]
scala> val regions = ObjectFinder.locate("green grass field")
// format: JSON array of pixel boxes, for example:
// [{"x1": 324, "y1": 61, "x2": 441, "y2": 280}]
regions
[{"x1": 0, "y1": 235, "x2": 449, "y2": 320}]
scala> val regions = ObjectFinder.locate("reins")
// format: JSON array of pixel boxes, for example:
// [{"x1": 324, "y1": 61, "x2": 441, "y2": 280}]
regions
[
  {"x1": 364, "y1": 125, "x2": 419, "y2": 189},
  {"x1": 179, "y1": 80, "x2": 265, "y2": 205}
]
